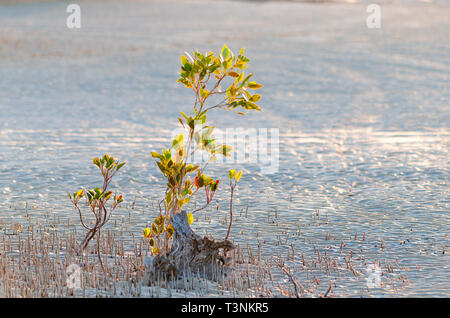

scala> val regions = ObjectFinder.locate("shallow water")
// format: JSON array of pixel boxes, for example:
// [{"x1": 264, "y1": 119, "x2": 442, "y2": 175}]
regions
[{"x1": 0, "y1": 0, "x2": 449, "y2": 297}]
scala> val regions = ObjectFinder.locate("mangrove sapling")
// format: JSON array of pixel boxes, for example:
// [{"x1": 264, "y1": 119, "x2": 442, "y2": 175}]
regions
[
  {"x1": 143, "y1": 45, "x2": 263, "y2": 282},
  {"x1": 69, "y1": 155, "x2": 125, "y2": 268}
]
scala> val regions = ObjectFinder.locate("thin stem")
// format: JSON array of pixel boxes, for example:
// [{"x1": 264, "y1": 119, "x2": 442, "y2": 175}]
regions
[
  {"x1": 225, "y1": 182, "x2": 234, "y2": 241},
  {"x1": 73, "y1": 200, "x2": 91, "y2": 230},
  {"x1": 191, "y1": 191, "x2": 215, "y2": 214}
]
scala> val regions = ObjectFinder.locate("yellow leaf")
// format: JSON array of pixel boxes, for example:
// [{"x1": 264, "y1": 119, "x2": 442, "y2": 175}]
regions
[
  {"x1": 236, "y1": 171, "x2": 242, "y2": 181},
  {"x1": 143, "y1": 227, "x2": 151, "y2": 238},
  {"x1": 247, "y1": 82, "x2": 263, "y2": 89},
  {"x1": 105, "y1": 192, "x2": 112, "y2": 201},
  {"x1": 167, "y1": 224, "x2": 174, "y2": 238},
  {"x1": 187, "y1": 212, "x2": 194, "y2": 225},
  {"x1": 181, "y1": 54, "x2": 188, "y2": 66},
  {"x1": 152, "y1": 223, "x2": 159, "y2": 235}
]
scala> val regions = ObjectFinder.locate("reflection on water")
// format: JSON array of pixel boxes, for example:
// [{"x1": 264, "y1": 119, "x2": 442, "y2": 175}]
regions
[
  {"x1": 1, "y1": 127, "x2": 448, "y2": 296},
  {"x1": 0, "y1": 0, "x2": 449, "y2": 296}
]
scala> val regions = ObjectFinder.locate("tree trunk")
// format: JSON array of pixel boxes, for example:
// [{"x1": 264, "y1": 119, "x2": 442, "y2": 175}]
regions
[{"x1": 144, "y1": 210, "x2": 234, "y2": 284}]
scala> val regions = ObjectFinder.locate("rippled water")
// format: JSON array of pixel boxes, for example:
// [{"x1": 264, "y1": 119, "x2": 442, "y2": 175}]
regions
[{"x1": 0, "y1": 0, "x2": 449, "y2": 297}]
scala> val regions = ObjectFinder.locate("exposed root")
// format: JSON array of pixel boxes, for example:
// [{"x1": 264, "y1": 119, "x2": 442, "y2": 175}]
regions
[{"x1": 145, "y1": 210, "x2": 234, "y2": 283}]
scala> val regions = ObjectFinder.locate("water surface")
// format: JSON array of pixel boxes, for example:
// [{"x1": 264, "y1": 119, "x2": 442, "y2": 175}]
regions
[{"x1": 0, "y1": 0, "x2": 449, "y2": 297}]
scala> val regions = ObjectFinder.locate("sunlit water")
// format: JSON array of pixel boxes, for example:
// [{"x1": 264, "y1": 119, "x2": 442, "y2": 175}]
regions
[{"x1": 0, "y1": 0, "x2": 449, "y2": 297}]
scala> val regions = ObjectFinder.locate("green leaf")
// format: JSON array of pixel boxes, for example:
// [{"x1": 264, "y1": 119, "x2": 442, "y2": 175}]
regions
[
  {"x1": 223, "y1": 58, "x2": 232, "y2": 70},
  {"x1": 157, "y1": 161, "x2": 166, "y2": 174},
  {"x1": 187, "y1": 118, "x2": 195, "y2": 130},
  {"x1": 200, "y1": 88, "x2": 209, "y2": 99},
  {"x1": 151, "y1": 151, "x2": 162, "y2": 159},
  {"x1": 93, "y1": 157, "x2": 101, "y2": 167},
  {"x1": 165, "y1": 191, "x2": 172, "y2": 205},
  {"x1": 186, "y1": 164, "x2": 199, "y2": 173},
  {"x1": 220, "y1": 145, "x2": 233, "y2": 157},
  {"x1": 94, "y1": 187, "x2": 102, "y2": 198},
  {"x1": 116, "y1": 162, "x2": 126, "y2": 171},
  {"x1": 238, "y1": 55, "x2": 250, "y2": 63},
  {"x1": 247, "y1": 82, "x2": 263, "y2": 89},
  {"x1": 199, "y1": 113, "x2": 207, "y2": 124},
  {"x1": 221, "y1": 45, "x2": 229, "y2": 59},
  {"x1": 172, "y1": 134, "x2": 184, "y2": 150},
  {"x1": 180, "y1": 111, "x2": 188, "y2": 119}
]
